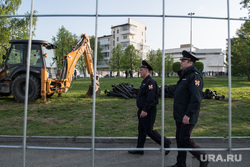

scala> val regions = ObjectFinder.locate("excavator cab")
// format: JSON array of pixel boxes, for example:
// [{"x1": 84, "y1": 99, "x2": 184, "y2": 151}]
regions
[
  {"x1": 0, "y1": 40, "x2": 58, "y2": 102},
  {"x1": 1, "y1": 40, "x2": 57, "y2": 78}
]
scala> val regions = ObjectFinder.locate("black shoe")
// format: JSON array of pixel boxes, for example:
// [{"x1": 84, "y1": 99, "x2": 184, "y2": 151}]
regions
[
  {"x1": 128, "y1": 150, "x2": 144, "y2": 155},
  {"x1": 200, "y1": 161, "x2": 209, "y2": 167}
]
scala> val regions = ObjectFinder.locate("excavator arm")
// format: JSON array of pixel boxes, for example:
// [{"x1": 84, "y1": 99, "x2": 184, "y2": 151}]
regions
[
  {"x1": 62, "y1": 34, "x2": 100, "y2": 97},
  {"x1": 62, "y1": 34, "x2": 94, "y2": 84},
  {"x1": 41, "y1": 34, "x2": 100, "y2": 103}
]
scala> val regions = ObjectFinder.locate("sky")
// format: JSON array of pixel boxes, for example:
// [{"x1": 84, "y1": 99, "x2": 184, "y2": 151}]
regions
[{"x1": 16, "y1": 0, "x2": 249, "y2": 51}]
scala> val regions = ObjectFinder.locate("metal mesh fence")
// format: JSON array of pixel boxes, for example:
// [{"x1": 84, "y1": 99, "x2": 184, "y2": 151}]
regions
[{"x1": 0, "y1": 0, "x2": 249, "y2": 167}]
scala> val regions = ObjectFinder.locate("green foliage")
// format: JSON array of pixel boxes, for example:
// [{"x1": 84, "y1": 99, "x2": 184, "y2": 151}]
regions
[
  {"x1": 240, "y1": 0, "x2": 250, "y2": 14},
  {"x1": 195, "y1": 61, "x2": 204, "y2": 72},
  {"x1": 109, "y1": 44, "x2": 123, "y2": 75},
  {"x1": 0, "y1": 0, "x2": 22, "y2": 15},
  {"x1": 0, "y1": 0, "x2": 37, "y2": 65},
  {"x1": 122, "y1": 44, "x2": 141, "y2": 71},
  {"x1": 230, "y1": 21, "x2": 250, "y2": 81},
  {"x1": 172, "y1": 62, "x2": 180, "y2": 73},
  {"x1": 146, "y1": 49, "x2": 162, "y2": 75},
  {"x1": 52, "y1": 26, "x2": 78, "y2": 69},
  {"x1": 146, "y1": 50, "x2": 174, "y2": 76}
]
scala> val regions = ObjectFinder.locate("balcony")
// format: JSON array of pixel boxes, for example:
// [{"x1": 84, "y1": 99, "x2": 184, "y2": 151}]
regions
[
  {"x1": 100, "y1": 40, "x2": 110, "y2": 45},
  {"x1": 120, "y1": 29, "x2": 137, "y2": 35}
]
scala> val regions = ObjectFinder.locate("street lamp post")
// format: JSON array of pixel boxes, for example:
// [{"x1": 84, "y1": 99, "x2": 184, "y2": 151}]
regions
[{"x1": 188, "y1": 12, "x2": 195, "y2": 52}]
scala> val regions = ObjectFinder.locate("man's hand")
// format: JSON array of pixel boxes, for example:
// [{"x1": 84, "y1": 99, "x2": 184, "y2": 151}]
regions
[
  {"x1": 182, "y1": 115, "x2": 190, "y2": 124},
  {"x1": 140, "y1": 111, "x2": 148, "y2": 118}
]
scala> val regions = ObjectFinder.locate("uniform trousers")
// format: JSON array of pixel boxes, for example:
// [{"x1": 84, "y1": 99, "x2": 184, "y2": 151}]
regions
[
  {"x1": 137, "y1": 107, "x2": 171, "y2": 148},
  {"x1": 175, "y1": 121, "x2": 206, "y2": 167}
]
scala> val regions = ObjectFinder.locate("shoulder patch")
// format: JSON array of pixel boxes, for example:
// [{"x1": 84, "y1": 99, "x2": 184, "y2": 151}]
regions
[
  {"x1": 148, "y1": 84, "x2": 153, "y2": 90},
  {"x1": 195, "y1": 80, "x2": 200, "y2": 87}
]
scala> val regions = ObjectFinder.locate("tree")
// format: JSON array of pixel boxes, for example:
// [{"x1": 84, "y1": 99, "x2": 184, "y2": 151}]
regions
[
  {"x1": 146, "y1": 49, "x2": 162, "y2": 76},
  {"x1": 122, "y1": 44, "x2": 141, "y2": 75},
  {"x1": 240, "y1": 0, "x2": 250, "y2": 15},
  {"x1": 0, "y1": 0, "x2": 37, "y2": 65},
  {"x1": 230, "y1": 21, "x2": 250, "y2": 81},
  {"x1": 146, "y1": 50, "x2": 159, "y2": 76},
  {"x1": 52, "y1": 26, "x2": 78, "y2": 69},
  {"x1": 146, "y1": 50, "x2": 174, "y2": 77},
  {"x1": 109, "y1": 44, "x2": 123, "y2": 77}
]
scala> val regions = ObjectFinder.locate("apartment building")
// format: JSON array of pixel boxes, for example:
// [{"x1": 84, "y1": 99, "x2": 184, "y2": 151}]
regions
[
  {"x1": 165, "y1": 44, "x2": 227, "y2": 75},
  {"x1": 97, "y1": 18, "x2": 150, "y2": 70}
]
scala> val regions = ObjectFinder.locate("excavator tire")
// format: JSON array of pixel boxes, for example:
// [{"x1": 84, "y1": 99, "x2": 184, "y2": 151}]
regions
[{"x1": 12, "y1": 74, "x2": 40, "y2": 103}]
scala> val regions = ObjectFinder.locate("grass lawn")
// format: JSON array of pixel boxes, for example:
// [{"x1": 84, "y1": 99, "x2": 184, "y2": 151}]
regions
[{"x1": 0, "y1": 76, "x2": 249, "y2": 137}]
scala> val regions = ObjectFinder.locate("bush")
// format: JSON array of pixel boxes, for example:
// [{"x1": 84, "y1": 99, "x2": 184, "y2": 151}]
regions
[{"x1": 195, "y1": 62, "x2": 204, "y2": 72}]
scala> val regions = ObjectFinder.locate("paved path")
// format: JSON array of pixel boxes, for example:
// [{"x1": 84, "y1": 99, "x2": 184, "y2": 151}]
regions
[{"x1": 0, "y1": 136, "x2": 249, "y2": 167}]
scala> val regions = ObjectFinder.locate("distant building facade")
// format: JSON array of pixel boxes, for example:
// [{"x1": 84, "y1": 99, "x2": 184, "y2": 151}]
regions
[
  {"x1": 97, "y1": 18, "x2": 150, "y2": 71},
  {"x1": 96, "y1": 18, "x2": 226, "y2": 76},
  {"x1": 165, "y1": 44, "x2": 227, "y2": 76}
]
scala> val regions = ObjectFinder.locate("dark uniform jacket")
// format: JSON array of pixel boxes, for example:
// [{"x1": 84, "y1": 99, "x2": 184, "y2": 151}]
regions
[
  {"x1": 174, "y1": 66, "x2": 203, "y2": 124},
  {"x1": 136, "y1": 75, "x2": 158, "y2": 113}
]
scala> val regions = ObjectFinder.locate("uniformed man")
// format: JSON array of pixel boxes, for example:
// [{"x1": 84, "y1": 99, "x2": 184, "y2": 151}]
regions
[
  {"x1": 168, "y1": 50, "x2": 208, "y2": 167},
  {"x1": 128, "y1": 60, "x2": 171, "y2": 155}
]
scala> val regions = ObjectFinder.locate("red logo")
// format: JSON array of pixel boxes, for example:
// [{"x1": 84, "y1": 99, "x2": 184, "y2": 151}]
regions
[
  {"x1": 148, "y1": 85, "x2": 153, "y2": 90},
  {"x1": 195, "y1": 80, "x2": 200, "y2": 87}
]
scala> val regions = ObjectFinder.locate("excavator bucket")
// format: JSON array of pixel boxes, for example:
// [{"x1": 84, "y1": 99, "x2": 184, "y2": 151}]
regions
[{"x1": 85, "y1": 75, "x2": 101, "y2": 98}]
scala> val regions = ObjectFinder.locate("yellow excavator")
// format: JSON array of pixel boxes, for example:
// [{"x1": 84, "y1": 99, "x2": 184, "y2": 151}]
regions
[{"x1": 0, "y1": 34, "x2": 101, "y2": 103}]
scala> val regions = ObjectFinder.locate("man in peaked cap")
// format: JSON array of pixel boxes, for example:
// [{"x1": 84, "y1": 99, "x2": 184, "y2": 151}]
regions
[
  {"x1": 180, "y1": 50, "x2": 199, "y2": 63},
  {"x1": 140, "y1": 60, "x2": 153, "y2": 71},
  {"x1": 168, "y1": 51, "x2": 208, "y2": 167},
  {"x1": 128, "y1": 60, "x2": 171, "y2": 155}
]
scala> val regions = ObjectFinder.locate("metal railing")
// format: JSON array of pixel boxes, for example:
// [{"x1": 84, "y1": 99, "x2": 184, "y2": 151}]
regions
[{"x1": 0, "y1": 0, "x2": 250, "y2": 167}]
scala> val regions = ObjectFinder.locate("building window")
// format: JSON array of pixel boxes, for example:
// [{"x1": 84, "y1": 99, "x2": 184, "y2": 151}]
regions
[
  {"x1": 103, "y1": 53, "x2": 110, "y2": 58},
  {"x1": 123, "y1": 36, "x2": 127, "y2": 39},
  {"x1": 117, "y1": 37, "x2": 119, "y2": 41},
  {"x1": 117, "y1": 29, "x2": 119, "y2": 34},
  {"x1": 121, "y1": 42, "x2": 129, "y2": 48}
]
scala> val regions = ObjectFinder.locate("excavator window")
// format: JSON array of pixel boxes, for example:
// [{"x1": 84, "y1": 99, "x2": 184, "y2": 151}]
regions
[
  {"x1": 30, "y1": 44, "x2": 42, "y2": 67},
  {"x1": 7, "y1": 44, "x2": 24, "y2": 65},
  {"x1": 42, "y1": 45, "x2": 57, "y2": 79}
]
